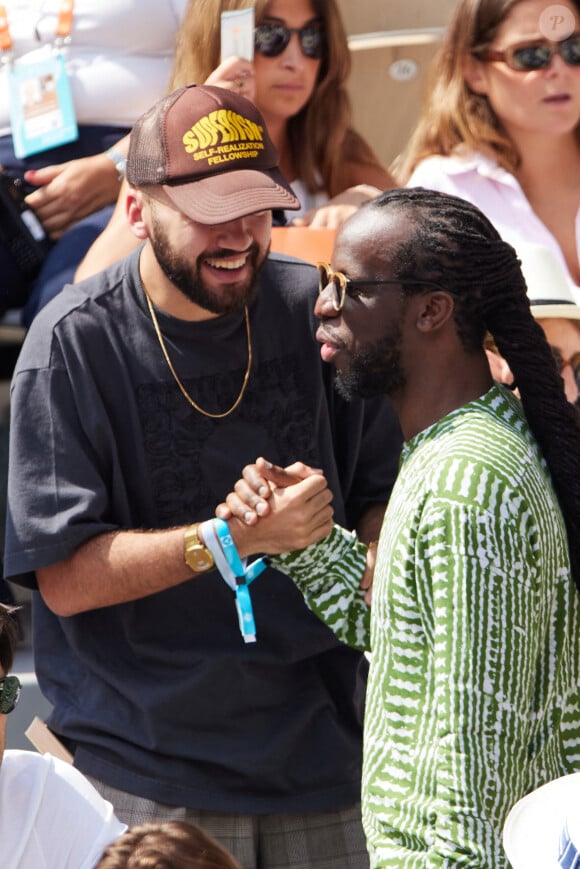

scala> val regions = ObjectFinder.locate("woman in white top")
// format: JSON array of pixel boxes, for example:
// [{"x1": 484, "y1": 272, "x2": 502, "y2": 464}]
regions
[
  {"x1": 0, "y1": 0, "x2": 186, "y2": 319},
  {"x1": 397, "y1": 0, "x2": 580, "y2": 299}
]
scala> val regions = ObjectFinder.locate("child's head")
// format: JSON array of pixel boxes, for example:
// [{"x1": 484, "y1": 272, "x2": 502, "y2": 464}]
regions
[{"x1": 95, "y1": 821, "x2": 242, "y2": 869}]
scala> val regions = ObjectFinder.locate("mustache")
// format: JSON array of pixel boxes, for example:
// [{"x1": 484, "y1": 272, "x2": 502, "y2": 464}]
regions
[{"x1": 201, "y1": 245, "x2": 257, "y2": 260}]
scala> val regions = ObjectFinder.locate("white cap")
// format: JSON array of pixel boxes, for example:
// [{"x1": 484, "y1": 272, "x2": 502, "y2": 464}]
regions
[
  {"x1": 516, "y1": 243, "x2": 580, "y2": 321},
  {"x1": 503, "y1": 772, "x2": 580, "y2": 868}
]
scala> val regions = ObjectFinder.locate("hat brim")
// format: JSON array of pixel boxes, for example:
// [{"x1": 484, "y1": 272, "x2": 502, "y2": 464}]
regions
[
  {"x1": 162, "y1": 167, "x2": 300, "y2": 225},
  {"x1": 503, "y1": 773, "x2": 580, "y2": 869},
  {"x1": 531, "y1": 302, "x2": 580, "y2": 321}
]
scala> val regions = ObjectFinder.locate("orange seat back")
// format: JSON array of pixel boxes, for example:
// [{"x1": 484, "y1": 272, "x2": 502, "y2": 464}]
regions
[{"x1": 270, "y1": 227, "x2": 336, "y2": 265}]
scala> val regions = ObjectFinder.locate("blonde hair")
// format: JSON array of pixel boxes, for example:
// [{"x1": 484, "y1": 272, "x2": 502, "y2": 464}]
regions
[
  {"x1": 396, "y1": 0, "x2": 580, "y2": 182},
  {"x1": 169, "y1": 0, "x2": 383, "y2": 195}
]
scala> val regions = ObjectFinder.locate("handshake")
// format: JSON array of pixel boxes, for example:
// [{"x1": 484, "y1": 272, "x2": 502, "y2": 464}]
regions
[
  {"x1": 211, "y1": 457, "x2": 377, "y2": 608},
  {"x1": 216, "y1": 456, "x2": 333, "y2": 551}
]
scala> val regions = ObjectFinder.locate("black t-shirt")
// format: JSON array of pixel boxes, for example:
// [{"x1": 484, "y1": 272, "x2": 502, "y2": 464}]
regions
[{"x1": 5, "y1": 247, "x2": 402, "y2": 813}]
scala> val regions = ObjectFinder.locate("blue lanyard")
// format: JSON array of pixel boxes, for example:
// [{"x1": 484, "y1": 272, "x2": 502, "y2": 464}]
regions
[{"x1": 214, "y1": 518, "x2": 268, "y2": 644}]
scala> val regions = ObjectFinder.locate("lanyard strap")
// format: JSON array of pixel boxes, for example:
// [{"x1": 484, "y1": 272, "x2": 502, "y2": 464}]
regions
[
  {"x1": 0, "y1": 0, "x2": 75, "y2": 54},
  {"x1": 55, "y1": 0, "x2": 74, "y2": 41},
  {"x1": 0, "y1": 5, "x2": 12, "y2": 52}
]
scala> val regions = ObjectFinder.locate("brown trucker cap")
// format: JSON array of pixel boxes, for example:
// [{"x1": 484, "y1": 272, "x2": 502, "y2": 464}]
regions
[{"x1": 126, "y1": 84, "x2": 300, "y2": 224}]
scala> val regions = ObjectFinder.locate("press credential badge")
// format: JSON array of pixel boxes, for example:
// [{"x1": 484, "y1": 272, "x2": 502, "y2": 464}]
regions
[{"x1": 1, "y1": 1, "x2": 78, "y2": 158}]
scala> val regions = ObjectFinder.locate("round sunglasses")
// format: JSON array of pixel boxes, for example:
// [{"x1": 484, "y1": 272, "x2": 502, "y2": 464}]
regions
[
  {"x1": 317, "y1": 262, "x2": 449, "y2": 312},
  {"x1": 254, "y1": 22, "x2": 325, "y2": 60},
  {"x1": 477, "y1": 33, "x2": 580, "y2": 71},
  {"x1": 0, "y1": 675, "x2": 21, "y2": 715}
]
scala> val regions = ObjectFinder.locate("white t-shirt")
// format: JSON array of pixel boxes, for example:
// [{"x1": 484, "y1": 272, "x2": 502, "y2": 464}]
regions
[
  {"x1": 0, "y1": 750, "x2": 126, "y2": 868},
  {"x1": 0, "y1": 0, "x2": 188, "y2": 135}
]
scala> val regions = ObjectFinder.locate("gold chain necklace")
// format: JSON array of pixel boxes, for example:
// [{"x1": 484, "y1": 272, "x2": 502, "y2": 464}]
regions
[{"x1": 144, "y1": 289, "x2": 252, "y2": 419}]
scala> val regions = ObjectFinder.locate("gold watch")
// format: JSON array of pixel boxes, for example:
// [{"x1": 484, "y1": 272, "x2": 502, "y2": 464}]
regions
[{"x1": 184, "y1": 523, "x2": 215, "y2": 573}]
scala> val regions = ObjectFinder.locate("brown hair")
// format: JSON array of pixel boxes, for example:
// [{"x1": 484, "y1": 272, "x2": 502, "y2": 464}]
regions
[
  {"x1": 396, "y1": 0, "x2": 580, "y2": 181},
  {"x1": 95, "y1": 821, "x2": 242, "y2": 869},
  {"x1": 168, "y1": 0, "x2": 384, "y2": 195}
]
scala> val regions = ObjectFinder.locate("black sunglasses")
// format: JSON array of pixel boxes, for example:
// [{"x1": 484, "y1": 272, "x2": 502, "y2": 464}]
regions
[
  {"x1": 478, "y1": 33, "x2": 580, "y2": 71},
  {"x1": 254, "y1": 22, "x2": 325, "y2": 60},
  {"x1": 0, "y1": 675, "x2": 21, "y2": 714}
]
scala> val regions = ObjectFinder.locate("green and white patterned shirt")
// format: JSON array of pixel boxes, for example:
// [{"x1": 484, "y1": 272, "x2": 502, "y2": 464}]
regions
[{"x1": 272, "y1": 383, "x2": 580, "y2": 867}]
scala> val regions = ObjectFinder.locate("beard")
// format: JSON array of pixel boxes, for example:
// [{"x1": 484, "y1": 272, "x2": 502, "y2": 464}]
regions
[
  {"x1": 334, "y1": 321, "x2": 406, "y2": 401},
  {"x1": 150, "y1": 213, "x2": 266, "y2": 316}
]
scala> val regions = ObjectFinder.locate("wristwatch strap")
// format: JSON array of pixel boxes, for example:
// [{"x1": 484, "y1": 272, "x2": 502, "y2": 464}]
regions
[{"x1": 184, "y1": 522, "x2": 215, "y2": 572}]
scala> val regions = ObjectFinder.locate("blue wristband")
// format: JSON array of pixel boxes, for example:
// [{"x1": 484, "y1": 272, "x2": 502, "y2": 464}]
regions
[
  {"x1": 234, "y1": 578, "x2": 256, "y2": 644},
  {"x1": 214, "y1": 518, "x2": 245, "y2": 577},
  {"x1": 214, "y1": 518, "x2": 266, "y2": 644},
  {"x1": 245, "y1": 556, "x2": 268, "y2": 583}
]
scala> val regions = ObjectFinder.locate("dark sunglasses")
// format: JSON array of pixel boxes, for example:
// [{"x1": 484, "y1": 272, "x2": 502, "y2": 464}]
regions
[
  {"x1": 0, "y1": 675, "x2": 21, "y2": 714},
  {"x1": 551, "y1": 346, "x2": 580, "y2": 388},
  {"x1": 316, "y1": 262, "x2": 449, "y2": 312},
  {"x1": 254, "y1": 22, "x2": 325, "y2": 60},
  {"x1": 478, "y1": 33, "x2": 580, "y2": 71}
]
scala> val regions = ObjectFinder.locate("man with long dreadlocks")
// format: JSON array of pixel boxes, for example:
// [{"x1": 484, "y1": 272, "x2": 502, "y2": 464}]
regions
[{"x1": 217, "y1": 188, "x2": 580, "y2": 867}]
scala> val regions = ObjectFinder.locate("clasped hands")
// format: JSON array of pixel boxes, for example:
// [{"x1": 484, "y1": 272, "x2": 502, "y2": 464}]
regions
[
  {"x1": 217, "y1": 457, "x2": 332, "y2": 554},
  {"x1": 217, "y1": 457, "x2": 376, "y2": 603}
]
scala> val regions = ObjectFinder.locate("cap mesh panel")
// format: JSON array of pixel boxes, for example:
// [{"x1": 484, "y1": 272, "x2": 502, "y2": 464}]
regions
[{"x1": 126, "y1": 89, "x2": 185, "y2": 186}]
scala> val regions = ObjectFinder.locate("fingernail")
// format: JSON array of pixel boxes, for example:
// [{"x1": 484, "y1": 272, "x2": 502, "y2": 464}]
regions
[
  {"x1": 259, "y1": 486, "x2": 269, "y2": 497},
  {"x1": 244, "y1": 511, "x2": 254, "y2": 523},
  {"x1": 256, "y1": 502, "x2": 268, "y2": 516}
]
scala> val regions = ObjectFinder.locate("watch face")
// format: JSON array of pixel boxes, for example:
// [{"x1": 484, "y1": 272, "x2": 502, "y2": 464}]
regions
[{"x1": 188, "y1": 548, "x2": 214, "y2": 573}]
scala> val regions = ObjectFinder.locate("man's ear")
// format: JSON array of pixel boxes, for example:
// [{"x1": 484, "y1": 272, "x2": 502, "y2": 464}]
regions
[
  {"x1": 463, "y1": 52, "x2": 489, "y2": 96},
  {"x1": 126, "y1": 188, "x2": 150, "y2": 240},
  {"x1": 415, "y1": 291, "x2": 455, "y2": 334}
]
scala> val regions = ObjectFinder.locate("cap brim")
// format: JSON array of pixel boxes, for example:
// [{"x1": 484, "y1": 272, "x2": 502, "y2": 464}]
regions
[
  {"x1": 530, "y1": 302, "x2": 580, "y2": 321},
  {"x1": 503, "y1": 773, "x2": 580, "y2": 869},
  {"x1": 162, "y1": 168, "x2": 300, "y2": 225}
]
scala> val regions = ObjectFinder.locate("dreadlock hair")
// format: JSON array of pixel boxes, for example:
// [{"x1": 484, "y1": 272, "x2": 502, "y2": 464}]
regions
[{"x1": 365, "y1": 186, "x2": 580, "y2": 592}]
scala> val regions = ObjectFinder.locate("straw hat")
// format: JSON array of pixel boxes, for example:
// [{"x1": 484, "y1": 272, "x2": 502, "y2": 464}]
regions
[
  {"x1": 503, "y1": 773, "x2": 580, "y2": 868},
  {"x1": 515, "y1": 243, "x2": 580, "y2": 321}
]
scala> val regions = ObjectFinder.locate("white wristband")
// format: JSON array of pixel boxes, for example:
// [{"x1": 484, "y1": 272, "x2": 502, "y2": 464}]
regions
[{"x1": 199, "y1": 519, "x2": 237, "y2": 589}]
